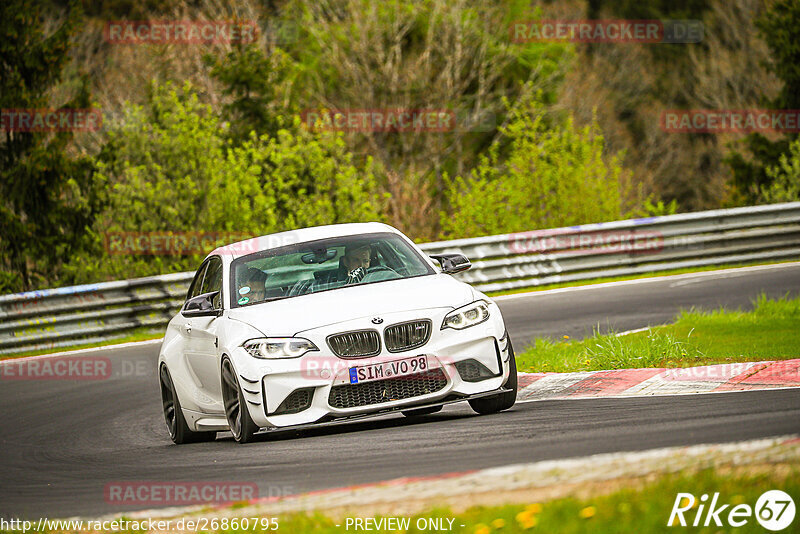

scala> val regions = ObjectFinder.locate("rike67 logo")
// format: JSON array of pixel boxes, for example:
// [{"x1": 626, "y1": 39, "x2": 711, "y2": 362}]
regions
[{"x1": 668, "y1": 490, "x2": 796, "y2": 531}]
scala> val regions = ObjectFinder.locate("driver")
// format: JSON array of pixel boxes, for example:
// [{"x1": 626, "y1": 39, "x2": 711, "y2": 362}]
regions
[
  {"x1": 343, "y1": 244, "x2": 371, "y2": 284},
  {"x1": 318, "y1": 243, "x2": 372, "y2": 286}
]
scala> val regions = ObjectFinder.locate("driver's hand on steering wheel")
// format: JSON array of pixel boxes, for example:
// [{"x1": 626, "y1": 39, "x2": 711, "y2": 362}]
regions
[{"x1": 346, "y1": 266, "x2": 366, "y2": 284}]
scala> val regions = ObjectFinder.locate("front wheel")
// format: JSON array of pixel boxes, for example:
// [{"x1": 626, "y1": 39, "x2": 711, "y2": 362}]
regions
[
  {"x1": 468, "y1": 339, "x2": 518, "y2": 415},
  {"x1": 160, "y1": 365, "x2": 216, "y2": 444},
  {"x1": 221, "y1": 358, "x2": 260, "y2": 443}
]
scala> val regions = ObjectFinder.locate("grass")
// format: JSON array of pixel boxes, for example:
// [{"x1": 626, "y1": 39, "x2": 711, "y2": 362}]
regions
[
  {"x1": 408, "y1": 466, "x2": 797, "y2": 534},
  {"x1": 515, "y1": 293, "x2": 800, "y2": 373},
  {"x1": 486, "y1": 259, "x2": 798, "y2": 297},
  {"x1": 5, "y1": 464, "x2": 794, "y2": 533},
  {"x1": 0, "y1": 328, "x2": 162, "y2": 360}
]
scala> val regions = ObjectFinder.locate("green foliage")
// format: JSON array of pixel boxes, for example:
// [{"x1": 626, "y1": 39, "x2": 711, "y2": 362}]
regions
[
  {"x1": 762, "y1": 137, "x2": 800, "y2": 203},
  {"x1": 625, "y1": 198, "x2": 680, "y2": 219},
  {"x1": 441, "y1": 96, "x2": 626, "y2": 238},
  {"x1": 726, "y1": 0, "x2": 800, "y2": 204},
  {"x1": 209, "y1": 120, "x2": 385, "y2": 234},
  {"x1": 98, "y1": 83, "x2": 223, "y2": 233},
  {"x1": 0, "y1": 0, "x2": 102, "y2": 293},
  {"x1": 757, "y1": 0, "x2": 800, "y2": 110},
  {"x1": 205, "y1": 45, "x2": 295, "y2": 143},
  {"x1": 284, "y1": 0, "x2": 572, "y2": 238},
  {"x1": 725, "y1": 134, "x2": 792, "y2": 203},
  {"x1": 64, "y1": 82, "x2": 385, "y2": 283},
  {"x1": 78, "y1": 0, "x2": 178, "y2": 19},
  {"x1": 587, "y1": 0, "x2": 710, "y2": 64}
]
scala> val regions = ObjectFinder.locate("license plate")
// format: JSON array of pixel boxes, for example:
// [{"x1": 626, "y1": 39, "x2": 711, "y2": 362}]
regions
[{"x1": 348, "y1": 355, "x2": 428, "y2": 384}]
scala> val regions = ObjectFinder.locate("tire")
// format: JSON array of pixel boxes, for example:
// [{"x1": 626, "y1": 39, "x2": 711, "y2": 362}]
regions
[
  {"x1": 221, "y1": 358, "x2": 259, "y2": 444},
  {"x1": 401, "y1": 405, "x2": 443, "y2": 417},
  {"x1": 468, "y1": 339, "x2": 518, "y2": 415},
  {"x1": 160, "y1": 365, "x2": 216, "y2": 444}
]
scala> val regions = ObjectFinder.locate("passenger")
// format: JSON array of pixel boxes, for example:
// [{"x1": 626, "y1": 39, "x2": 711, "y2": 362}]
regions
[{"x1": 241, "y1": 268, "x2": 268, "y2": 302}]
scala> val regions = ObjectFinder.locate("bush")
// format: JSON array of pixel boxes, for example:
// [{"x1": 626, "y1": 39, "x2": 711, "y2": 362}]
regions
[
  {"x1": 64, "y1": 82, "x2": 385, "y2": 284},
  {"x1": 762, "y1": 137, "x2": 800, "y2": 203},
  {"x1": 441, "y1": 95, "x2": 628, "y2": 238}
]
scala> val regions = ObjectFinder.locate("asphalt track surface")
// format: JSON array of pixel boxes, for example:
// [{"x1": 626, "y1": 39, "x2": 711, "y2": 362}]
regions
[{"x1": 1, "y1": 263, "x2": 799, "y2": 519}]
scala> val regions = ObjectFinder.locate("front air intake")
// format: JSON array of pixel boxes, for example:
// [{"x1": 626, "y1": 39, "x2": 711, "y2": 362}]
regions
[
  {"x1": 268, "y1": 387, "x2": 314, "y2": 416},
  {"x1": 328, "y1": 368, "x2": 448, "y2": 409}
]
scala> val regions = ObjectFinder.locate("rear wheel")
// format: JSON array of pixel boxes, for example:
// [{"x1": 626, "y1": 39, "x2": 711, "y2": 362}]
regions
[
  {"x1": 401, "y1": 405, "x2": 443, "y2": 417},
  {"x1": 468, "y1": 340, "x2": 518, "y2": 415},
  {"x1": 160, "y1": 365, "x2": 216, "y2": 444},
  {"x1": 221, "y1": 358, "x2": 259, "y2": 443}
]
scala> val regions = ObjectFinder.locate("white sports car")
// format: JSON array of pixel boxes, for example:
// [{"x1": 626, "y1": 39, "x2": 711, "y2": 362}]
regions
[{"x1": 158, "y1": 223, "x2": 517, "y2": 444}]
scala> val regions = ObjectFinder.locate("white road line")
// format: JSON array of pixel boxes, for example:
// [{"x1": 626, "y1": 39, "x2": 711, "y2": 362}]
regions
[
  {"x1": 614, "y1": 326, "x2": 652, "y2": 337},
  {"x1": 492, "y1": 262, "x2": 800, "y2": 301}
]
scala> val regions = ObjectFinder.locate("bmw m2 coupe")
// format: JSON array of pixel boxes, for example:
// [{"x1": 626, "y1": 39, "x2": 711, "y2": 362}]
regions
[{"x1": 158, "y1": 222, "x2": 517, "y2": 443}]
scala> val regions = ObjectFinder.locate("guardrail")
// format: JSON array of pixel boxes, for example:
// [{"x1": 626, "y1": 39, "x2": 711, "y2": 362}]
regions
[{"x1": 2, "y1": 202, "x2": 799, "y2": 355}]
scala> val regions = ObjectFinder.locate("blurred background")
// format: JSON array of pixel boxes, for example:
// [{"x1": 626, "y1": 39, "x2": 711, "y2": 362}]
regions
[{"x1": 1, "y1": 0, "x2": 798, "y2": 293}]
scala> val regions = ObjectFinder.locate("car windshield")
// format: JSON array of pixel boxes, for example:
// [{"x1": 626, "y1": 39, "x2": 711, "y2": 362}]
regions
[{"x1": 230, "y1": 232, "x2": 434, "y2": 307}]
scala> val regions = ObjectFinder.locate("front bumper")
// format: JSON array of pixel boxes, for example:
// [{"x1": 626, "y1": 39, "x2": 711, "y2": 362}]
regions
[{"x1": 232, "y1": 307, "x2": 510, "y2": 429}]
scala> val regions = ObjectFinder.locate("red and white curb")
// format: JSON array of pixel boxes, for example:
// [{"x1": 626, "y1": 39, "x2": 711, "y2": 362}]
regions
[{"x1": 517, "y1": 359, "x2": 800, "y2": 401}]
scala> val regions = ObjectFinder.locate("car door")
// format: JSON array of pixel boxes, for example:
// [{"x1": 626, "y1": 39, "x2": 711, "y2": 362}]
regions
[
  {"x1": 183, "y1": 256, "x2": 225, "y2": 412},
  {"x1": 175, "y1": 259, "x2": 207, "y2": 369}
]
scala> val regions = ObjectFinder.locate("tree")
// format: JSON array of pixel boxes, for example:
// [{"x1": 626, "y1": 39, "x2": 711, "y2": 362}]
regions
[
  {"x1": 204, "y1": 44, "x2": 295, "y2": 144},
  {"x1": 0, "y1": 0, "x2": 102, "y2": 292},
  {"x1": 286, "y1": 0, "x2": 571, "y2": 238},
  {"x1": 726, "y1": 0, "x2": 800, "y2": 203},
  {"x1": 441, "y1": 95, "x2": 627, "y2": 239},
  {"x1": 762, "y1": 137, "x2": 800, "y2": 203},
  {"x1": 65, "y1": 82, "x2": 385, "y2": 283}
]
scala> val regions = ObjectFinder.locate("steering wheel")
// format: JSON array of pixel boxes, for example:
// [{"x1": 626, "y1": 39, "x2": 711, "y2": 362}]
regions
[
  {"x1": 367, "y1": 265, "x2": 395, "y2": 274},
  {"x1": 361, "y1": 265, "x2": 400, "y2": 282}
]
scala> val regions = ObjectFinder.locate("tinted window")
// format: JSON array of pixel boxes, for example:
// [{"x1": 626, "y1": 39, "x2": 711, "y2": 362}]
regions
[
  {"x1": 230, "y1": 233, "x2": 434, "y2": 308},
  {"x1": 186, "y1": 262, "x2": 208, "y2": 301},
  {"x1": 200, "y1": 256, "x2": 223, "y2": 309}
]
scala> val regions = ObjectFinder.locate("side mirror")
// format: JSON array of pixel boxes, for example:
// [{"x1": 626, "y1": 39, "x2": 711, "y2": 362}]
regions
[
  {"x1": 430, "y1": 253, "x2": 472, "y2": 274},
  {"x1": 182, "y1": 291, "x2": 222, "y2": 317}
]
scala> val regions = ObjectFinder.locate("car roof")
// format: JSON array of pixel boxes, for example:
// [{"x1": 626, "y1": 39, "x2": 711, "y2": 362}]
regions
[{"x1": 207, "y1": 222, "x2": 402, "y2": 261}]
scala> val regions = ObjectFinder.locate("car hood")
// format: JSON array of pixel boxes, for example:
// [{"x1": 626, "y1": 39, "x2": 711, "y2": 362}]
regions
[{"x1": 226, "y1": 274, "x2": 473, "y2": 336}]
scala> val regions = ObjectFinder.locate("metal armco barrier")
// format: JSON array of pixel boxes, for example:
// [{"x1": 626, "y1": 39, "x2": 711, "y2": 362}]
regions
[{"x1": 1, "y1": 202, "x2": 799, "y2": 355}]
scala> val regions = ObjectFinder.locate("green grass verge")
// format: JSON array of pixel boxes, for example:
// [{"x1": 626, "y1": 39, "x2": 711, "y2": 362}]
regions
[
  {"x1": 272, "y1": 466, "x2": 795, "y2": 534},
  {"x1": 486, "y1": 259, "x2": 798, "y2": 297},
  {"x1": 0, "y1": 328, "x2": 162, "y2": 360},
  {"x1": 516, "y1": 293, "x2": 800, "y2": 373},
  {"x1": 4, "y1": 464, "x2": 794, "y2": 533}
]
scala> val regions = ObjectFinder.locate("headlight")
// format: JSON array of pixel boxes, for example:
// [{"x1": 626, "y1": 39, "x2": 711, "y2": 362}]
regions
[
  {"x1": 242, "y1": 337, "x2": 318, "y2": 359},
  {"x1": 442, "y1": 300, "x2": 491, "y2": 330}
]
